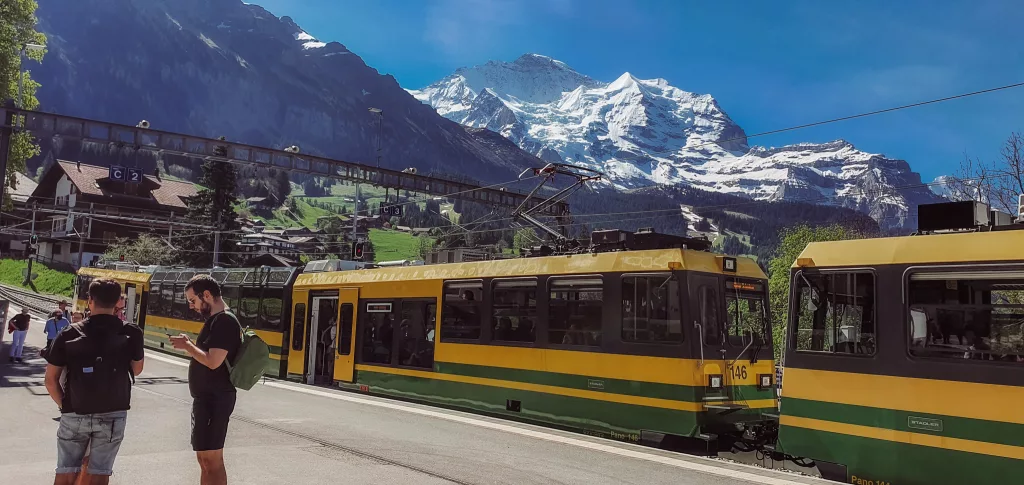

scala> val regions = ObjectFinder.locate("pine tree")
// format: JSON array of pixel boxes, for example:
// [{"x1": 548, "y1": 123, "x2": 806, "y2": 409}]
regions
[{"x1": 180, "y1": 151, "x2": 241, "y2": 267}]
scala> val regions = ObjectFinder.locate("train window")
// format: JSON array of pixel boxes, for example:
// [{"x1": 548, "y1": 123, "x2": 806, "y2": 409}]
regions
[
  {"x1": 398, "y1": 300, "x2": 437, "y2": 369},
  {"x1": 238, "y1": 287, "x2": 261, "y2": 329},
  {"x1": 725, "y1": 279, "x2": 769, "y2": 347},
  {"x1": 161, "y1": 284, "x2": 174, "y2": 317},
  {"x1": 700, "y1": 286, "x2": 722, "y2": 346},
  {"x1": 148, "y1": 284, "x2": 162, "y2": 316},
  {"x1": 622, "y1": 274, "x2": 683, "y2": 343},
  {"x1": 221, "y1": 284, "x2": 240, "y2": 312},
  {"x1": 76, "y1": 275, "x2": 92, "y2": 301},
  {"x1": 291, "y1": 303, "x2": 306, "y2": 351},
  {"x1": 793, "y1": 272, "x2": 875, "y2": 355},
  {"x1": 492, "y1": 279, "x2": 537, "y2": 343},
  {"x1": 908, "y1": 271, "x2": 1024, "y2": 363},
  {"x1": 173, "y1": 283, "x2": 188, "y2": 320},
  {"x1": 359, "y1": 301, "x2": 397, "y2": 365},
  {"x1": 550, "y1": 277, "x2": 603, "y2": 347},
  {"x1": 441, "y1": 281, "x2": 483, "y2": 341},
  {"x1": 337, "y1": 303, "x2": 353, "y2": 356},
  {"x1": 259, "y1": 288, "x2": 283, "y2": 331}
]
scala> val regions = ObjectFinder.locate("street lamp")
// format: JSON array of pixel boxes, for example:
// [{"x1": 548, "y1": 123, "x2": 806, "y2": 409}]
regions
[
  {"x1": 368, "y1": 107, "x2": 382, "y2": 168},
  {"x1": 16, "y1": 43, "x2": 45, "y2": 109}
]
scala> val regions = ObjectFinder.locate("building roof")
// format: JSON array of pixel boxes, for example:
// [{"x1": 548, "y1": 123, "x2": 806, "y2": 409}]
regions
[
  {"x1": 52, "y1": 161, "x2": 198, "y2": 210},
  {"x1": 11, "y1": 172, "x2": 37, "y2": 203}
]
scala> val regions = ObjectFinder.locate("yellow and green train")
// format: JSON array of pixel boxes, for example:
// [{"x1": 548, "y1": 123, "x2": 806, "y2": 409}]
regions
[
  {"x1": 75, "y1": 234, "x2": 777, "y2": 451},
  {"x1": 74, "y1": 200, "x2": 1024, "y2": 483},
  {"x1": 776, "y1": 201, "x2": 1024, "y2": 484}
]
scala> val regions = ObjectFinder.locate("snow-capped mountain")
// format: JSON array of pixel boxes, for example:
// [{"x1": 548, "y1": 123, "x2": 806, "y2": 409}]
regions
[{"x1": 411, "y1": 54, "x2": 942, "y2": 230}]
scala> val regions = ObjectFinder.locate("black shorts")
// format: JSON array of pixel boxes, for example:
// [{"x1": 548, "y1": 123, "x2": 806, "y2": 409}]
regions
[{"x1": 191, "y1": 393, "x2": 236, "y2": 452}]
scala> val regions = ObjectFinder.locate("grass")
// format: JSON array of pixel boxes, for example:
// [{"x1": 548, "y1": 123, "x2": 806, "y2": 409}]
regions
[
  {"x1": 0, "y1": 259, "x2": 75, "y2": 298},
  {"x1": 368, "y1": 229, "x2": 422, "y2": 262},
  {"x1": 251, "y1": 198, "x2": 341, "y2": 229}
]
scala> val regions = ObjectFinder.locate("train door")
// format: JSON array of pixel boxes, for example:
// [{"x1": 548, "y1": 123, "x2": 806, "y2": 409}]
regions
[
  {"x1": 332, "y1": 288, "x2": 358, "y2": 383},
  {"x1": 306, "y1": 294, "x2": 339, "y2": 385},
  {"x1": 124, "y1": 284, "x2": 138, "y2": 324},
  {"x1": 689, "y1": 273, "x2": 732, "y2": 403}
]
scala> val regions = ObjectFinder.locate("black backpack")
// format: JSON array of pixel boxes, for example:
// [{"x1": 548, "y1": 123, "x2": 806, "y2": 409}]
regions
[{"x1": 64, "y1": 321, "x2": 135, "y2": 414}]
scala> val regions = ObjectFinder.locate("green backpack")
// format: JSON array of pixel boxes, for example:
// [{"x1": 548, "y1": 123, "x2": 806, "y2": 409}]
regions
[{"x1": 223, "y1": 315, "x2": 270, "y2": 391}]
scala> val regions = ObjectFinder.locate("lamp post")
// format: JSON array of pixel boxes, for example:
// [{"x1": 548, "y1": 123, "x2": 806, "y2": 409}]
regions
[{"x1": 368, "y1": 107, "x2": 382, "y2": 168}]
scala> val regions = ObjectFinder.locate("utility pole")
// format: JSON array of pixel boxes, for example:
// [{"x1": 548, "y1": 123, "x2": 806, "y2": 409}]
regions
[
  {"x1": 369, "y1": 107, "x2": 382, "y2": 168},
  {"x1": 77, "y1": 203, "x2": 92, "y2": 269},
  {"x1": 23, "y1": 203, "x2": 36, "y2": 285},
  {"x1": 213, "y1": 229, "x2": 221, "y2": 267},
  {"x1": 352, "y1": 183, "x2": 360, "y2": 259}
]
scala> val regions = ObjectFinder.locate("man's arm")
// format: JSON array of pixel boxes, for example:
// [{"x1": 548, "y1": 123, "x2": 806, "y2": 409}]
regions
[
  {"x1": 44, "y1": 364, "x2": 64, "y2": 409},
  {"x1": 131, "y1": 359, "x2": 144, "y2": 376},
  {"x1": 175, "y1": 338, "x2": 228, "y2": 370}
]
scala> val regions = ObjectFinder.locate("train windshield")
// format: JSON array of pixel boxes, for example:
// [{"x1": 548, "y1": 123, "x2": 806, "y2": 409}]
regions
[
  {"x1": 725, "y1": 278, "x2": 769, "y2": 347},
  {"x1": 908, "y1": 271, "x2": 1024, "y2": 362}
]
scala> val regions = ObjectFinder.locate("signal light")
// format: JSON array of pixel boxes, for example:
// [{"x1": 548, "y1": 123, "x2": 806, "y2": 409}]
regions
[
  {"x1": 353, "y1": 242, "x2": 365, "y2": 260},
  {"x1": 29, "y1": 235, "x2": 38, "y2": 246}
]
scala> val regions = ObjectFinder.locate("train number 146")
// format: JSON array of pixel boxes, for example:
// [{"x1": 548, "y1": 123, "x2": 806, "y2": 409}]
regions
[{"x1": 730, "y1": 365, "x2": 748, "y2": 380}]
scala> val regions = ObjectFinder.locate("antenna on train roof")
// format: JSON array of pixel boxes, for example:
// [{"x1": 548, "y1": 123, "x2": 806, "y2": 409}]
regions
[{"x1": 512, "y1": 163, "x2": 602, "y2": 256}]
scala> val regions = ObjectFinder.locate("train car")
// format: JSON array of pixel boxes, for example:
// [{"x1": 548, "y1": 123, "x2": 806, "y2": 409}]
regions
[
  {"x1": 776, "y1": 201, "x2": 1024, "y2": 484},
  {"x1": 288, "y1": 239, "x2": 777, "y2": 447},
  {"x1": 74, "y1": 265, "x2": 299, "y2": 378},
  {"x1": 73, "y1": 229, "x2": 777, "y2": 449},
  {"x1": 74, "y1": 266, "x2": 153, "y2": 327}
]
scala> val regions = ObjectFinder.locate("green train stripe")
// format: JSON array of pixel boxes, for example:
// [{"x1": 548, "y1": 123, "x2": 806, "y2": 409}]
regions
[
  {"x1": 435, "y1": 361, "x2": 775, "y2": 403},
  {"x1": 144, "y1": 322, "x2": 285, "y2": 356},
  {"x1": 782, "y1": 397, "x2": 1024, "y2": 448},
  {"x1": 353, "y1": 369, "x2": 700, "y2": 438},
  {"x1": 780, "y1": 424, "x2": 1023, "y2": 485}
]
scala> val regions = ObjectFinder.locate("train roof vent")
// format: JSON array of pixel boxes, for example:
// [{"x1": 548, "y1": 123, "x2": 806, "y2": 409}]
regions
[{"x1": 918, "y1": 201, "x2": 990, "y2": 233}]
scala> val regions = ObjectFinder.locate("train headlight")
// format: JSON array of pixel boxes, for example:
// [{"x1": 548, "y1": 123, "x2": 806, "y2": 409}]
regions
[
  {"x1": 758, "y1": 374, "x2": 772, "y2": 390},
  {"x1": 707, "y1": 375, "x2": 723, "y2": 390}
]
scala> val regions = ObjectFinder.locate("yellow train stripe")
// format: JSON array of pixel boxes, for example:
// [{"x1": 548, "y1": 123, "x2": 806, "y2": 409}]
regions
[
  {"x1": 783, "y1": 368, "x2": 1024, "y2": 425},
  {"x1": 437, "y1": 344, "x2": 775, "y2": 387},
  {"x1": 144, "y1": 329, "x2": 285, "y2": 361},
  {"x1": 781, "y1": 415, "x2": 1024, "y2": 460}
]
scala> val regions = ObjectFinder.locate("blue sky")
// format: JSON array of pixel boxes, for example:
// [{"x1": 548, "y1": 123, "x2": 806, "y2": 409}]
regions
[{"x1": 254, "y1": 0, "x2": 1024, "y2": 181}]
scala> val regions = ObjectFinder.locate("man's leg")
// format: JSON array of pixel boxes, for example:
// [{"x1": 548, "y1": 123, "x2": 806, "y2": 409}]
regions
[
  {"x1": 81, "y1": 412, "x2": 126, "y2": 485},
  {"x1": 54, "y1": 414, "x2": 88, "y2": 485},
  {"x1": 196, "y1": 449, "x2": 227, "y2": 485},
  {"x1": 191, "y1": 393, "x2": 235, "y2": 485}
]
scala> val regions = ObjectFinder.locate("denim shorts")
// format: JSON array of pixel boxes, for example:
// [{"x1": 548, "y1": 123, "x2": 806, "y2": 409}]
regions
[{"x1": 56, "y1": 410, "x2": 128, "y2": 476}]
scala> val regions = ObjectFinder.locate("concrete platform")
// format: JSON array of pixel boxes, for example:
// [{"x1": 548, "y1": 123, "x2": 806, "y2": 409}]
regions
[{"x1": 1, "y1": 318, "x2": 825, "y2": 485}]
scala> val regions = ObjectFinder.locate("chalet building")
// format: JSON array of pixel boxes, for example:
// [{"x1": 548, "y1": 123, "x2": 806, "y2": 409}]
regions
[
  {"x1": 0, "y1": 172, "x2": 40, "y2": 256},
  {"x1": 26, "y1": 161, "x2": 198, "y2": 268}
]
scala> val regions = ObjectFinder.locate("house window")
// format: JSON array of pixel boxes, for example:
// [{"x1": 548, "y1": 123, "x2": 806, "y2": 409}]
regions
[
  {"x1": 103, "y1": 231, "x2": 118, "y2": 243},
  {"x1": 51, "y1": 218, "x2": 65, "y2": 233}
]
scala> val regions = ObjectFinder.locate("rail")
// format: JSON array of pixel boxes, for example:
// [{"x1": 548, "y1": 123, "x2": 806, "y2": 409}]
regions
[{"x1": 0, "y1": 283, "x2": 64, "y2": 315}]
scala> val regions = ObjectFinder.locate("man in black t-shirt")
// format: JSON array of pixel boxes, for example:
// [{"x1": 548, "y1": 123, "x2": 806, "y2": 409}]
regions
[
  {"x1": 170, "y1": 274, "x2": 240, "y2": 485},
  {"x1": 44, "y1": 279, "x2": 144, "y2": 485}
]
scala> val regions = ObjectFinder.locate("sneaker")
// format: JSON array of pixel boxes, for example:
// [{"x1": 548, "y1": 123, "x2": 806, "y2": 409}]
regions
[{"x1": 15, "y1": 358, "x2": 22, "y2": 363}]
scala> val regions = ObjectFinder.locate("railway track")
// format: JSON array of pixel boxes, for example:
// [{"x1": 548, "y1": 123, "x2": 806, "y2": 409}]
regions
[{"x1": 0, "y1": 283, "x2": 65, "y2": 315}]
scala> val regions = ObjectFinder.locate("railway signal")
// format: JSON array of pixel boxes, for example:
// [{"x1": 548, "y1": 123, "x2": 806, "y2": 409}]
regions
[{"x1": 353, "y1": 242, "x2": 365, "y2": 260}]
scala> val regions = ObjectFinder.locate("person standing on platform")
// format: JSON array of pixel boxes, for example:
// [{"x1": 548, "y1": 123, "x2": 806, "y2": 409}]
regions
[
  {"x1": 44, "y1": 279, "x2": 145, "y2": 485},
  {"x1": 43, "y1": 309, "x2": 71, "y2": 353},
  {"x1": 58, "y1": 299, "x2": 72, "y2": 322},
  {"x1": 8, "y1": 308, "x2": 31, "y2": 363},
  {"x1": 170, "y1": 274, "x2": 241, "y2": 485}
]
